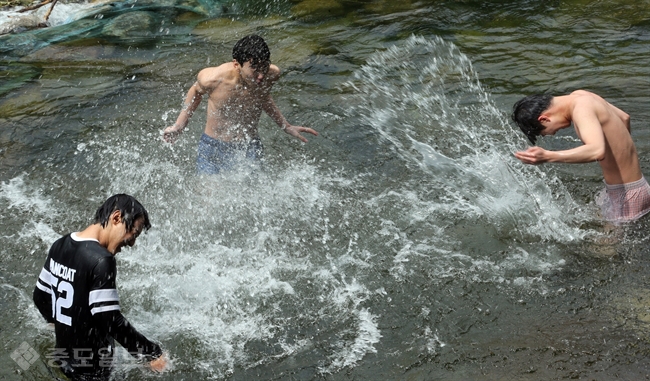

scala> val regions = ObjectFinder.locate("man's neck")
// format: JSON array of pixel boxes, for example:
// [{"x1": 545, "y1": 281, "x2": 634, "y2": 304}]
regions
[
  {"x1": 76, "y1": 224, "x2": 108, "y2": 250},
  {"x1": 548, "y1": 95, "x2": 573, "y2": 125}
]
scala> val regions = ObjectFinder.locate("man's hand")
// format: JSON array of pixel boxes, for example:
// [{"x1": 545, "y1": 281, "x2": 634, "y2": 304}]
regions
[
  {"x1": 514, "y1": 146, "x2": 549, "y2": 165},
  {"x1": 148, "y1": 353, "x2": 168, "y2": 373},
  {"x1": 284, "y1": 125, "x2": 319, "y2": 143},
  {"x1": 162, "y1": 126, "x2": 182, "y2": 143}
]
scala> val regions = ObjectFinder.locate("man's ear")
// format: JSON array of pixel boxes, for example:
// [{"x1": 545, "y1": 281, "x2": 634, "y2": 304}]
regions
[
  {"x1": 110, "y1": 210, "x2": 122, "y2": 226},
  {"x1": 232, "y1": 59, "x2": 240, "y2": 69},
  {"x1": 537, "y1": 114, "x2": 551, "y2": 123}
]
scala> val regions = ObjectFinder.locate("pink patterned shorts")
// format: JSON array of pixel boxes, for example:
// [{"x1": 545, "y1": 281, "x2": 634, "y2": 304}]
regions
[{"x1": 596, "y1": 176, "x2": 650, "y2": 223}]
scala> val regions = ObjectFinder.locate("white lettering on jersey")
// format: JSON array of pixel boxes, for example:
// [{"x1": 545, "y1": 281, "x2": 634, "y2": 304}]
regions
[{"x1": 49, "y1": 259, "x2": 77, "y2": 282}]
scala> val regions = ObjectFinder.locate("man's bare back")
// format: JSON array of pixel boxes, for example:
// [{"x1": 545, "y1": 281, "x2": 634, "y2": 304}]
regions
[{"x1": 570, "y1": 90, "x2": 640, "y2": 185}]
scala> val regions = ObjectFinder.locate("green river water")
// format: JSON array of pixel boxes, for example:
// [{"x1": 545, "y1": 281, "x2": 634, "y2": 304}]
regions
[{"x1": 2, "y1": 0, "x2": 650, "y2": 380}]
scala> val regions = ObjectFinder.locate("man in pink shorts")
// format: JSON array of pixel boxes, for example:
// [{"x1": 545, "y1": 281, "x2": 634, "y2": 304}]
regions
[{"x1": 512, "y1": 90, "x2": 650, "y2": 223}]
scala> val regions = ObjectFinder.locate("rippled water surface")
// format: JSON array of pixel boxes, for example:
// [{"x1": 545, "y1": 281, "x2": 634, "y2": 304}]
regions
[{"x1": 2, "y1": 0, "x2": 650, "y2": 380}]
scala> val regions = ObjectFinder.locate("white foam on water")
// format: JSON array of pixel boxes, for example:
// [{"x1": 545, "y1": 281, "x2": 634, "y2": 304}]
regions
[
  {"x1": 0, "y1": 175, "x2": 52, "y2": 216},
  {"x1": 321, "y1": 308, "x2": 381, "y2": 373},
  {"x1": 97, "y1": 157, "x2": 385, "y2": 377},
  {"x1": 3, "y1": 162, "x2": 375, "y2": 378},
  {"x1": 19, "y1": 221, "x2": 61, "y2": 247},
  {"x1": 119, "y1": 241, "x2": 303, "y2": 375},
  {"x1": 422, "y1": 324, "x2": 446, "y2": 355},
  {"x1": 0, "y1": 1, "x2": 112, "y2": 34},
  {"x1": 0, "y1": 164, "x2": 409, "y2": 377}
]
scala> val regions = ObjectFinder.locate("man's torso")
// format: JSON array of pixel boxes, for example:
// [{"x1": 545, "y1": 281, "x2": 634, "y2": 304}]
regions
[
  {"x1": 199, "y1": 62, "x2": 278, "y2": 142},
  {"x1": 41, "y1": 234, "x2": 117, "y2": 371},
  {"x1": 571, "y1": 90, "x2": 641, "y2": 185}
]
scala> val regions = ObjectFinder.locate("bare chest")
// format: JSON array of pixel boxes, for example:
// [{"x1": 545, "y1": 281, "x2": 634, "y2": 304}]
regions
[{"x1": 215, "y1": 84, "x2": 265, "y2": 107}]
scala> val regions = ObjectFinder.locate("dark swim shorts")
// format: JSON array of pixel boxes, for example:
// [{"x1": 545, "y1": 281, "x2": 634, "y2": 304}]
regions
[{"x1": 196, "y1": 133, "x2": 263, "y2": 174}]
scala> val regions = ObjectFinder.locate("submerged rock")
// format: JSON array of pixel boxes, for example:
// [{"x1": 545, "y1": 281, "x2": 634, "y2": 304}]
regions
[
  {"x1": 290, "y1": 0, "x2": 346, "y2": 21},
  {"x1": 0, "y1": 63, "x2": 40, "y2": 97},
  {"x1": 0, "y1": 0, "x2": 212, "y2": 37},
  {"x1": 100, "y1": 11, "x2": 158, "y2": 39},
  {"x1": 362, "y1": 0, "x2": 413, "y2": 14},
  {"x1": 0, "y1": 82, "x2": 45, "y2": 118},
  {"x1": 193, "y1": 16, "x2": 285, "y2": 44},
  {"x1": 192, "y1": 16, "x2": 325, "y2": 68}
]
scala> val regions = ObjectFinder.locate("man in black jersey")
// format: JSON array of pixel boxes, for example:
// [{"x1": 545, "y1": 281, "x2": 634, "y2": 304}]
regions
[{"x1": 33, "y1": 194, "x2": 167, "y2": 380}]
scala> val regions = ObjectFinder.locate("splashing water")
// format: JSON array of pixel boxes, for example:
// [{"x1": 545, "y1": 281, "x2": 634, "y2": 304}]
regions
[
  {"x1": 344, "y1": 35, "x2": 593, "y2": 244},
  {"x1": 0, "y1": 34, "x2": 609, "y2": 380}
]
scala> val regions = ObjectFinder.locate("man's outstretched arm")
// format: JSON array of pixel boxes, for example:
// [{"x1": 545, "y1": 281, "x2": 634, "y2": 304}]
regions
[
  {"x1": 515, "y1": 106, "x2": 606, "y2": 165},
  {"x1": 261, "y1": 96, "x2": 318, "y2": 143},
  {"x1": 163, "y1": 81, "x2": 206, "y2": 143},
  {"x1": 514, "y1": 144, "x2": 604, "y2": 165}
]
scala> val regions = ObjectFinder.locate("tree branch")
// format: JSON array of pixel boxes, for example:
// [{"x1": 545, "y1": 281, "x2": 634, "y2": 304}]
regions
[
  {"x1": 43, "y1": 0, "x2": 58, "y2": 21},
  {"x1": 17, "y1": 0, "x2": 52, "y2": 13}
]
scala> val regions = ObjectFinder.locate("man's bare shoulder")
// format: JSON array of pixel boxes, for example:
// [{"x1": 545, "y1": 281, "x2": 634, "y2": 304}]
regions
[
  {"x1": 266, "y1": 64, "x2": 281, "y2": 82},
  {"x1": 570, "y1": 89, "x2": 595, "y2": 97},
  {"x1": 572, "y1": 90, "x2": 611, "y2": 105},
  {"x1": 570, "y1": 90, "x2": 609, "y2": 111},
  {"x1": 197, "y1": 62, "x2": 238, "y2": 89},
  {"x1": 572, "y1": 90, "x2": 629, "y2": 127}
]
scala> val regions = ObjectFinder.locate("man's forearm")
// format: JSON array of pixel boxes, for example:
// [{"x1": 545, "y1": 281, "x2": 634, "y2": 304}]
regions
[
  {"x1": 263, "y1": 98, "x2": 290, "y2": 129},
  {"x1": 171, "y1": 109, "x2": 192, "y2": 131},
  {"x1": 99, "y1": 311, "x2": 162, "y2": 359},
  {"x1": 549, "y1": 145, "x2": 605, "y2": 163},
  {"x1": 33, "y1": 287, "x2": 55, "y2": 324},
  {"x1": 172, "y1": 89, "x2": 203, "y2": 131}
]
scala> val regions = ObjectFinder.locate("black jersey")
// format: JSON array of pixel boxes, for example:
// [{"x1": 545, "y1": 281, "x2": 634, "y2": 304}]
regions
[{"x1": 33, "y1": 233, "x2": 161, "y2": 379}]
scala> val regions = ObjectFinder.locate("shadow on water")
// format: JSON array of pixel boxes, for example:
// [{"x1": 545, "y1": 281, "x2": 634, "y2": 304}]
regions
[{"x1": 2, "y1": 0, "x2": 650, "y2": 380}]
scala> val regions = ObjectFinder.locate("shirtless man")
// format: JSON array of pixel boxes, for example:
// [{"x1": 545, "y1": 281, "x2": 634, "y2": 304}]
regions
[
  {"x1": 512, "y1": 90, "x2": 650, "y2": 223},
  {"x1": 162, "y1": 34, "x2": 318, "y2": 174}
]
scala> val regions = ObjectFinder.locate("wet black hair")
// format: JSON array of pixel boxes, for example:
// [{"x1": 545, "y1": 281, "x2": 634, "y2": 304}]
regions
[
  {"x1": 232, "y1": 34, "x2": 271, "y2": 69},
  {"x1": 94, "y1": 194, "x2": 151, "y2": 232},
  {"x1": 511, "y1": 94, "x2": 553, "y2": 145}
]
